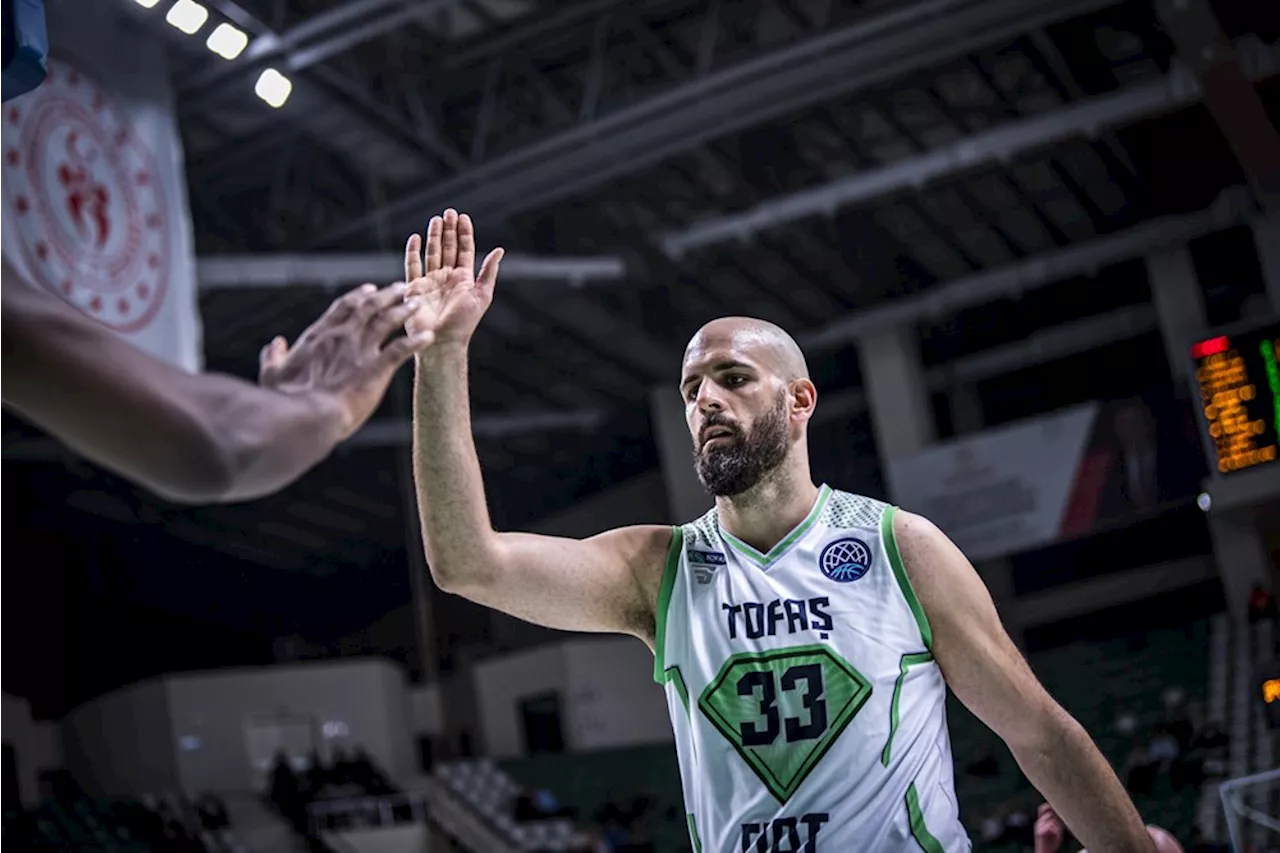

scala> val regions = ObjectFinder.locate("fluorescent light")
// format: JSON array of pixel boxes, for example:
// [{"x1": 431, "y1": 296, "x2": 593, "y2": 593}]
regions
[
  {"x1": 165, "y1": 0, "x2": 208, "y2": 34},
  {"x1": 205, "y1": 23, "x2": 248, "y2": 59},
  {"x1": 254, "y1": 68, "x2": 292, "y2": 108},
  {"x1": 133, "y1": 0, "x2": 162, "y2": 8}
]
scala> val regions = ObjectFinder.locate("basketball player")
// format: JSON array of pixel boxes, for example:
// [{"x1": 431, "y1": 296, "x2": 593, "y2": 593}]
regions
[
  {"x1": 1036, "y1": 803, "x2": 1184, "y2": 853},
  {"x1": 404, "y1": 210, "x2": 1155, "y2": 852},
  {"x1": 2, "y1": 258, "x2": 432, "y2": 502}
]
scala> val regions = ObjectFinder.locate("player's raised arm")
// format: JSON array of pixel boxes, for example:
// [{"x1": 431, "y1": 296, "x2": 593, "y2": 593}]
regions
[
  {"x1": 2, "y1": 259, "x2": 429, "y2": 503},
  {"x1": 405, "y1": 210, "x2": 672, "y2": 640},
  {"x1": 893, "y1": 509, "x2": 1155, "y2": 853}
]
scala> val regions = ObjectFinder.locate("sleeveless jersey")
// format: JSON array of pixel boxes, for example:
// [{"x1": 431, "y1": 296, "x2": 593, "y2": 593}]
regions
[{"x1": 653, "y1": 485, "x2": 971, "y2": 853}]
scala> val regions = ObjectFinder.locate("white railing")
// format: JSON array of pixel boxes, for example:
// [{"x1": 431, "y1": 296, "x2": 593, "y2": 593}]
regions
[
  {"x1": 421, "y1": 777, "x2": 521, "y2": 853},
  {"x1": 306, "y1": 791, "x2": 430, "y2": 836},
  {"x1": 305, "y1": 782, "x2": 517, "y2": 853},
  {"x1": 1220, "y1": 766, "x2": 1280, "y2": 853},
  {"x1": 317, "y1": 830, "x2": 362, "y2": 853}
]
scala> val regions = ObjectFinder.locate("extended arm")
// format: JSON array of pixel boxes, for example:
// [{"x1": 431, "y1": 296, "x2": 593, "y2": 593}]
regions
[
  {"x1": 406, "y1": 211, "x2": 670, "y2": 640},
  {"x1": 2, "y1": 260, "x2": 423, "y2": 503},
  {"x1": 894, "y1": 510, "x2": 1154, "y2": 853}
]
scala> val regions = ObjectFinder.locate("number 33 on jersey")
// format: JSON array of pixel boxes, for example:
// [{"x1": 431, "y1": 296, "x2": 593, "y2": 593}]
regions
[{"x1": 655, "y1": 487, "x2": 972, "y2": 852}]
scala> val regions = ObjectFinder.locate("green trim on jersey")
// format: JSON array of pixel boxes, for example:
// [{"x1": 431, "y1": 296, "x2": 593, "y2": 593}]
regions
[
  {"x1": 686, "y1": 813, "x2": 703, "y2": 853},
  {"x1": 906, "y1": 782, "x2": 945, "y2": 853},
  {"x1": 663, "y1": 666, "x2": 691, "y2": 717},
  {"x1": 880, "y1": 651, "x2": 934, "y2": 767},
  {"x1": 719, "y1": 484, "x2": 832, "y2": 568},
  {"x1": 652, "y1": 526, "x2": 684, "y2": 683},
  {"x1": 882, "y1": 505, "x2": 933, "y2": 651}
]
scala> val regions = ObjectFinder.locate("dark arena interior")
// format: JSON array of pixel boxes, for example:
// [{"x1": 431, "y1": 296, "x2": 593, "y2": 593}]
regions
[{"x1": 2, "y1": 0, "x2": 1280, "y2": 851}]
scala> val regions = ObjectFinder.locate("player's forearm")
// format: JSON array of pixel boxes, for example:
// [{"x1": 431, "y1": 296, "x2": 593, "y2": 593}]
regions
[
  {"x1": 2, "y1": 291, "x2": 345, "y2": 503},
  {"x1": 1010, "y1": 706, "x2": 1154, "y2": 853},
  {"x1": 10, "y1": 373, "x2": 344, "y2": 504},
  {"x1": 194, "y1": 378, "x2": 347, "y2": 502},
  {"x1": 411, "y1": 344, "x2": 500, "y2": 591}
]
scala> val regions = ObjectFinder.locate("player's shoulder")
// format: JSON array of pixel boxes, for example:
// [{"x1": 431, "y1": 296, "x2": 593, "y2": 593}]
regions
[
  {"x1": 817, "y1": 490, "x2": 955, "y2": 561},
  {"x1": 820, "y1": 486, "x2": 891, "y2": 529},
  {"x1": 674, "y1": 505, "x2": 720, "y2": 550},
  {"x1": 586, "y1": 524, "x2": 680, "y2": 576},
  {"x1": 887, "y1": 507, "x2": 950, "y2": 549}
]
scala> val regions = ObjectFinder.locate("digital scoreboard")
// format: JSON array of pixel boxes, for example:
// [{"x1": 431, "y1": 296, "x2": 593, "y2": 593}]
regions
[{"x1": 1190, "y1": 318, "x2": 1280, "y2": 476}]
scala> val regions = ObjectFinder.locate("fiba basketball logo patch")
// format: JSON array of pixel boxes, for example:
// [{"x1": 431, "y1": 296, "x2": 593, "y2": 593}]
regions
[
  {"x1": 3, "y1": 59, "x2": 171, "y2": 333},
  {"x1": 818, "y1": 537, "x2": 872, "y2": 583}
]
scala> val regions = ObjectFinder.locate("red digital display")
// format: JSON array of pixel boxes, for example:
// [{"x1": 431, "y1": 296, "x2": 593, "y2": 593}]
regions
[{"x1": 1191, "y1": 335, "x2": 1230, "y2": 359}]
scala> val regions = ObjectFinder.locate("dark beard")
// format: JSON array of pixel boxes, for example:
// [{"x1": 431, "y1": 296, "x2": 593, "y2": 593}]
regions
[{"x1": 693, "y1": 394, "x2": 790, "y2": 497}]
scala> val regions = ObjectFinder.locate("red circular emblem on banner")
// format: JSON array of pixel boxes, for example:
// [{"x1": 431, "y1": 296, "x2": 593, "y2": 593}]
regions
[{"x1": 2, "y1": 60, "x2": 171, "y2": 333}]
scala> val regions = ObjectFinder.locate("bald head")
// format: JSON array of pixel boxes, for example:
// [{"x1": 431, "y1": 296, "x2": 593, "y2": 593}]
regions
[
  {"x1": 684, "y1": 316, "x2": 810, "y2": 383},
  {"x1": 679, "y1": 317, "x2": 816, "y2": 496}
]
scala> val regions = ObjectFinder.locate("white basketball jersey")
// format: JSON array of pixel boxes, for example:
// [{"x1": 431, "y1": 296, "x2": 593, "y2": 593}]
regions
[{"x1": 654, "y1": 485, "x2": 971, "y2": 853}]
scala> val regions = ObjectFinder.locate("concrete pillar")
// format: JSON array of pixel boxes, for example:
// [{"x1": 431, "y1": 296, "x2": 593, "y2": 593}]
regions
[
  {"x1": 1251, "y1": 215, "x2": 1280, "y2": 312},
  {"x1": 1145, "y1": 246, "x2": 1207, "y2": 386},
  {"x1": 947, "y1": 382, "x2": 986, "y2": 436},
  {"x1": 857, "y1": 329, "x2": 1027, "y2": 644},
  {"x1": 1209, "y1": 510, "x2": 1273, "y2": 620},
  {"x1": 855, "y1": 326, "x2": 936, "y2": 464},
  {"x1": 650, "y1": 386, "x2": 713, "y2": 523}
]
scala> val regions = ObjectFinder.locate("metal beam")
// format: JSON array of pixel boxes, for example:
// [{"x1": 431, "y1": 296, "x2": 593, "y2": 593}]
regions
[
  {"x1": 441, "y1": 0, "x2": 635, "y2": 70},
  {"x1": 1155, "y1": 1, "x2": 1280, "y2": 207},
  {"x1": 176, "y1": 0, "x2": 457, "y2": 187},
  {"x1": 813, "y1": 303, "x2": 1159, "y2": 425},
  {"x1": 801, "y1": 186, "x2": 1256, "y2": 354},
  {"x1": 196, "y1": 252, "x2": 628, "y2": 290},
  {"x1": 314, "y1": 0, "x2": 1119, "y2": 246},
  {"x1": 196, "y1": 253, "x2": 671, "y2": 384},
  {"x1": 184, "y1": 0, "x2": 443, "y2": 100},
  {"x1": 345, "y1": 409, "x2": 607, "y2": 447},
  {"x1": 659, "y1": 46, "x2": 1280, "y2": 256}
]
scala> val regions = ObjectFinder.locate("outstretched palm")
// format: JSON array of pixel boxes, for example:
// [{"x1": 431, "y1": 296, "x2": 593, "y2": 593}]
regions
[{"x1": 403, "y1": 209, "x2": 504, "y2": 347}]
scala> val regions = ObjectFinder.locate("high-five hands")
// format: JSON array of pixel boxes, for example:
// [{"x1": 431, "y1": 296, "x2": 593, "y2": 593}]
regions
[
  {"x1": 403, "y1": 208, "x2": 504, "y2": 349},
  {"x1": 259, "y1": 280, "x2": 434, "y2": 439}
]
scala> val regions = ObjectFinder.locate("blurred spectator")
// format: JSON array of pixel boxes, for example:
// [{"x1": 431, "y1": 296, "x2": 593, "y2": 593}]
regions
[
  {"x1": 1148, "y1": 723, "x2": 1181, "y2": 767},
  {"x1": 1003, "y1": 804, "x2": 1034, "y2": 848},
  {"x1": 1249, "y1": 584, "x2": 1278, "y2": 624},
  {"x1": 266, "y1": 744, "x2": 397, "y2": 845},
  {"x1": 516, "y1": 787, "x2": 573, "y2": 822},
  {"x1": 1190, "y1": 718, "x2": 1228, "y2": 751},
  {"x1": 1113, "y1": 400, "x2": 1159, "y2": 509},
  {"x1": 194, "y1": 793, "x2": 229, "y2": 831},
  {"x1": 980, "y1": 813, "x2": 1004, "y2": 845}
]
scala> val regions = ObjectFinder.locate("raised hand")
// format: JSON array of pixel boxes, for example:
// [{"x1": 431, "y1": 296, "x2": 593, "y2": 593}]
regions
[
  {"x1": 403, "y1": 208, "x2": 504, "y2": 348},
  {"x1": 1034, "y1": 803, "x2": 1067, "y2": 853},
  {"x1": 259, "y1": 281, "x2": 432, "y2": 439}
]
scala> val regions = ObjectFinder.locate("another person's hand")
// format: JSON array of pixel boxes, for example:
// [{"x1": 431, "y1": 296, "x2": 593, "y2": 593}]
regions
[
  {"x1": 403, "y1": 208, "x2": 504, "y2": 349},
  {"x1": 1035, "y1": 803, "x2": 1068, "y2": 853},
  {"x1": 259, "y1": 281, "x2": 432, "y2": 439},
  {"x1": 1036, "y1": 801, "x2": 1180, "y2": 853}
]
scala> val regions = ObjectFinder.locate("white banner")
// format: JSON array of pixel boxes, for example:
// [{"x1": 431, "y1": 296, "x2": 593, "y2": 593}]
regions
[
  {"x1": 885, "y1": 403, "x2": 1100, "y2": 562},
  {"x1": 2, "y1": 2, "x2": 202, "y2": 371}
]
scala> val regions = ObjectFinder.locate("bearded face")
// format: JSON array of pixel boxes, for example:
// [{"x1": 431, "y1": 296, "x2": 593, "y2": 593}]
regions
[{"x1": 692, "y1": 390, "x2": 791, "y2": 496}]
